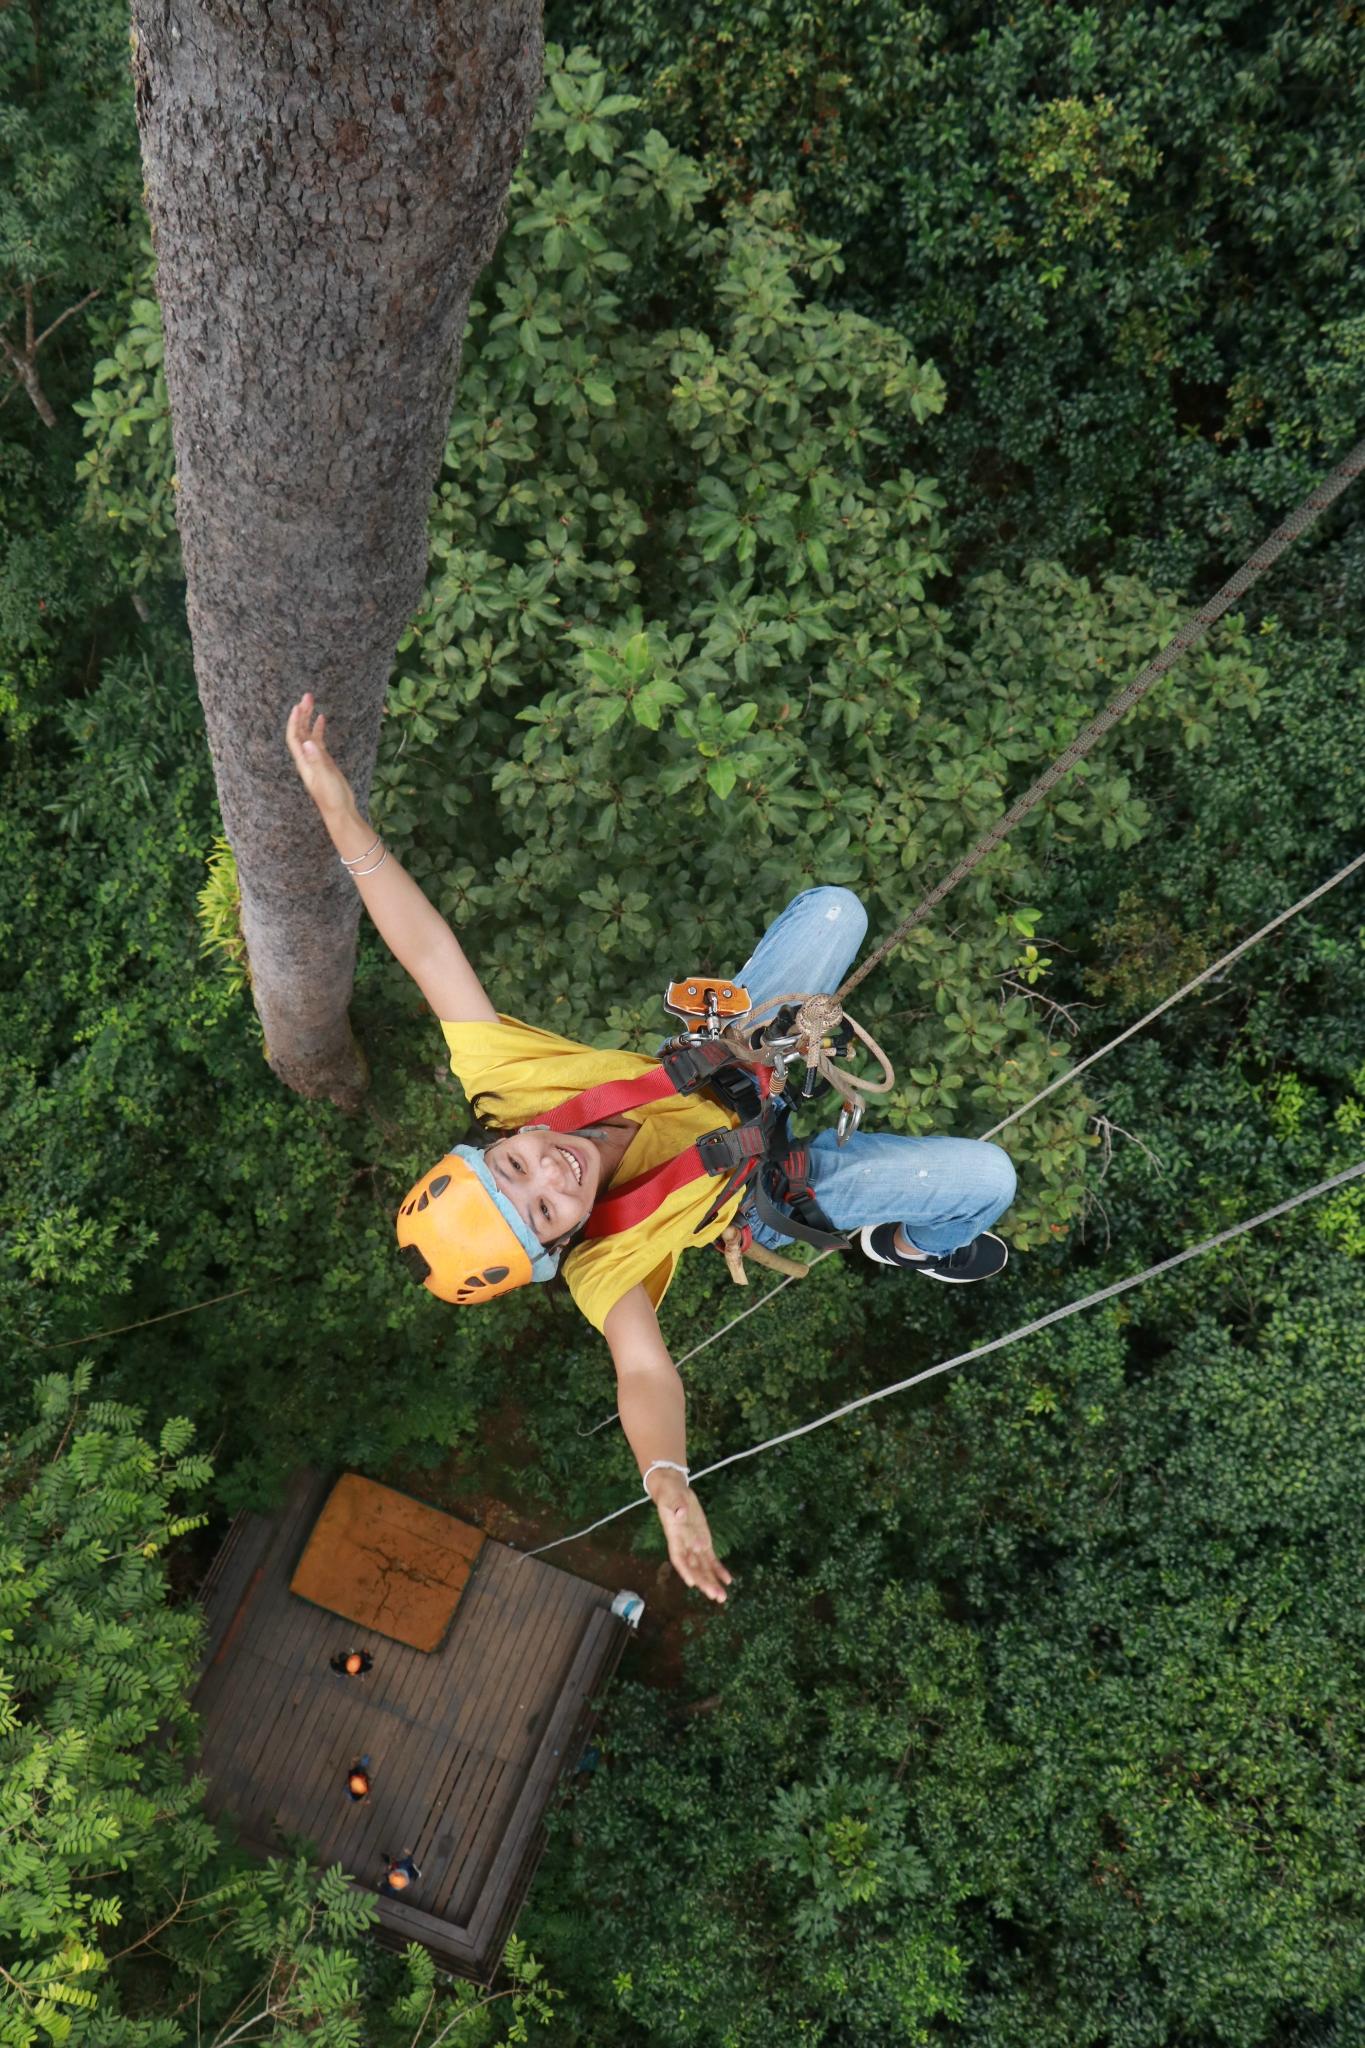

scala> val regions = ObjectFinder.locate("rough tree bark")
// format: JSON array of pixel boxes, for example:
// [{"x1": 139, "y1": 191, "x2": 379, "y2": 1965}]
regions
[{"x1": 130, "y1": 1, "x2": 543, "y2": 1107}]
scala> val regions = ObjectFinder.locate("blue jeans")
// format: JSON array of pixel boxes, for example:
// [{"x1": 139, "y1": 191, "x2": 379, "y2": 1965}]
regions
[{"x1": 732, "y1": 889, "x2": 1017, "y2": 1256}]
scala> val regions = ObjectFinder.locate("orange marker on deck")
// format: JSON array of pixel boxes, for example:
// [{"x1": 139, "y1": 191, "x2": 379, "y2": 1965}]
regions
[
  {"x1": 330, "y1": 1648, "x2": 373, "y2": 1677},
  {"x1": 380, "y1": 1853, "x2": 421, "y2": 1895}
]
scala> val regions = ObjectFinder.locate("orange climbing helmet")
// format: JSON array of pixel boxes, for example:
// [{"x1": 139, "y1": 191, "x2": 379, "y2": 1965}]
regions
[{"x1": 395, "y1": 1146, "x2": 561, "y2": 1306}]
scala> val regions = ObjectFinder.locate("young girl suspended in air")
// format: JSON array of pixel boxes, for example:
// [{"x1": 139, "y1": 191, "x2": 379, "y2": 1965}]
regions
[{"x1": 287, "y1": 695, "x2": 1017, "y2": 1605}]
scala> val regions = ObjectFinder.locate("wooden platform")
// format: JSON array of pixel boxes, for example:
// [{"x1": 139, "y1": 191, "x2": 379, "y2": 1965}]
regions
[{"x1": 191, "y1": 1469, "x2": 629, "y2": 1980}]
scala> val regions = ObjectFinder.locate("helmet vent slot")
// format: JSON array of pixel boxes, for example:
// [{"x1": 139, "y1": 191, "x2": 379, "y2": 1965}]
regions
[{"x1": 396, "y1": 1243, "x2": 432, "y2": 1287}]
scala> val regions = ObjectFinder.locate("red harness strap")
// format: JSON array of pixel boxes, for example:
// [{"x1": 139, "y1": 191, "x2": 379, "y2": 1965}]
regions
[
  {"x1": 533, "y1": 1068, "x2": 679, "y2": 1130},
  {"x1": 523, "y1": 1055, "x2": 768, "y2": 1240},
  {"x1": 583, "y1": 1148, "x2": 713, "y2": 1238}
]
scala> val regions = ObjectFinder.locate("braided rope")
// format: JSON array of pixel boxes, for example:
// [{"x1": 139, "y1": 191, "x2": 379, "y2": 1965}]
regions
[{"x1": 836, "y1": 435, "x2": 1365, "y2": 1004}]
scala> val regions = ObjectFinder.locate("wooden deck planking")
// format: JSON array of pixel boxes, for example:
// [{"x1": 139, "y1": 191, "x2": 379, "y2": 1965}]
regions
[
  {"x1": 194, "y1": 1505, "x2": 249, "y2": 1616},
  {"x1": 204, "y1": 1592, "x2": 381, "y2": 1838},
  {"x1": 372, "y1": 1553, "x2": 595, "y2": 1913},
  {"x1": 477, "y1": 1614, "x2": 632, "y2": 1964},
  {"x1": 233, "y1": 1602, "x2": 441, "y2": 1853},
  {"x1": 465, "y1": 1609, "x2": 617, "y2": 1951},
  {"x1": 205, "y1": 1562, "x2": 350, "y2": 1818},
  {"x1": 203, "y1": 1630, "x2": 315, "y2": 1815},
  {"x1": 342, "y1": 1549, "x2": 533, "y2": 1891},
  {"x1": 190, "y1": 1469, "x2": 629, "y2": 1978},
  {"x1": 436, "y1": 1584, "x2": 605, "y2": 1921},
  {"x1": 431, "y1": 1562, "x2": 595, "y2": 1898},
  {"x1": 434, "y1": 1586, "x2": 597, "y2": 1919},
  {"x1": 198, "y1": 1472, "x2": 327, "y2": 1668},
  {"x1": 371, "y1": 1890, "x2": 485, "y2": 1978},
  {"x1": 282, "y1": 1605, "x2": 446, "y2": 1848},
  {"x1": 198, "y1": 1536, "x2": 591, "y2": 1869}
]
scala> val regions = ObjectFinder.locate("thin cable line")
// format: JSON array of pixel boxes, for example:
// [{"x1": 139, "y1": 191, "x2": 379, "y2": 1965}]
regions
[
  {"x1": 575, "y1": 1254, "x2": 840, "y2": 1437},
  {"x1": 30, "y1": 1279, "x2": 288, "y2": 1352},
  {"x1": 576, "y1": 845, "x2": 1364, "y2": 1440},
  {"x1": 978, "y1": 848, "x2": 1365, "y2": 1140},
  {"x1": 527, "y1": 1160, "x2": 1365, "y2": 1556},
  {"x1": 836, "y1": 434, "x2": 1365, "y2": 1004}
]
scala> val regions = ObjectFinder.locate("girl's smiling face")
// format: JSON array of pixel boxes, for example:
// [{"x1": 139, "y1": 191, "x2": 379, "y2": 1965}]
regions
[{"x1": 484, "y1": 1128, "x2": 601, "y2": 1245}]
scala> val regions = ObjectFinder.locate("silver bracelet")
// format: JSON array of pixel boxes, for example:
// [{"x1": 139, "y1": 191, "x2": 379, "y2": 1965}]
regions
[
  {"x1": 641, "y1": 1459, "x2": 690, "y2": 1494},
  {"x1": 339, "y1": 833, "x2": 382, "y2": 870},
  {"x1": 349, "y1": 846, "x2": 389, "y2": 879}
]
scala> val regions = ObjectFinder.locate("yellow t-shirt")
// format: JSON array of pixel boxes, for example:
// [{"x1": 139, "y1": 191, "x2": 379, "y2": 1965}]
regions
[{"x1": 440, "y1": 1015, "x2": 744, "y2": 1332}]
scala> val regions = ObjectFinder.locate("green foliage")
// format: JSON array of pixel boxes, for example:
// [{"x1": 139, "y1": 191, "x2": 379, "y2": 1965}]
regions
[
  {"x1": 0, "y1": 0, "x2": 143, "y2": 738},
  {"x1": 766, "y1": 1769, "x2": 931, "y2": 1941},
  {"x1": 73, "y1": 254, "x2": 179, "y2": 591},
  {"x1": 549, "y1": 0, "x2": 1365, "y2": 590},
  {"x1": 380, "y1": 1933, "x2": 562, "y2": 2045},
  {"x1": 196, "y1": 838, "x2": 247, "y2": 989},
  {"x1": 0, "y1": 1363, "x2": 211, "y2": 2045},
  {"x1": 4, "y1": 16, "x2": 1365, "y2": 2048},
  {"x1": 1005, "y1": 93, "x2": 1161, "y2": 254},
  {"x1": 1084, "y1": 888, "x2": 1232, "y2": 1011},
  {"x1": 0, "y1": 0, "x2": 140, "y2": 389}
]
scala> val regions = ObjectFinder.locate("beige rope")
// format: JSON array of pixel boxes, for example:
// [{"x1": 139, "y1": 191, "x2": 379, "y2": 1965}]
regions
[
  {"x1": 835, "y1": 434, "x2": 1365, "y2": 1005},
  {"x1": 719, "y1": 990, "x2": 897, "y2": 1125},
  {"x1": 978, "y1": 848, "x2": 1365, "y2": 1141}
]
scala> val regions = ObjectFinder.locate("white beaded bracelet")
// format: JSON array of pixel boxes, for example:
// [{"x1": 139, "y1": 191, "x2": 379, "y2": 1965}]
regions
[{"x1": 641, "y1": 1459, "x2": 690, "y2": 1494}]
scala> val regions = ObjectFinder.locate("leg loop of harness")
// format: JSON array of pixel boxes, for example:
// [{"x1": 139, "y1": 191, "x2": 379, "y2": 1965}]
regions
[
  {"x1": 748, "y1": 1154, "x2": 849, "y2": 1252},
  {"x1": 713, "y1": 1143, "x2": 849, "y2": 1282}
]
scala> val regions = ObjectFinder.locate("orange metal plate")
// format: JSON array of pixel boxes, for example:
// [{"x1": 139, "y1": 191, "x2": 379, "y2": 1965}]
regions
[
  {"x1": 288, "y1": 1473, "x2": 485, "y2": 1653},
  {"x1": 663, "y1": 976, "x2": 751, "y2": 1022}
]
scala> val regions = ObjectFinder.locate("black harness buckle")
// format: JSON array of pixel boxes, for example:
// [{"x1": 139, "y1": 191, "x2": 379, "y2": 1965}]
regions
[
  {"x1": 659, "y1": 1038, "x2": 737, "y2": 1093},
  {"x1": 695, "y1": 1120, "x2": 772, "y2": 1175}
]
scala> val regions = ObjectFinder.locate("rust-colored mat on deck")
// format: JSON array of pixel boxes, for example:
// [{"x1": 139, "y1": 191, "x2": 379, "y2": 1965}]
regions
[{"x1": 289, "y1": 1473, "x2": 485, "y2": 1652}]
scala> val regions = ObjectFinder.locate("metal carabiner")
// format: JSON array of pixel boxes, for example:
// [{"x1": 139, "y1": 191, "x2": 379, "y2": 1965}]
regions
[{"x1": 835, "y1": 1098, "x2": 864, "y2": 1147}]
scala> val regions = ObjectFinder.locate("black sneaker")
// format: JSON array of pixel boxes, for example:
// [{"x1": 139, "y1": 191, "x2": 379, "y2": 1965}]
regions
[{"x1": 858, "y1": 1224, "x2": 1008, "y2": 1283}]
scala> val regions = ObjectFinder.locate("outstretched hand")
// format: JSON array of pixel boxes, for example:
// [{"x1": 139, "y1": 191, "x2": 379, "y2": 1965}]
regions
[
  {"x1": 285, "y1": 693, "x2": 356, "y2": 819},
  {"x1": 652, "y1": 1481, "x2": 733, "y2": 1604}
]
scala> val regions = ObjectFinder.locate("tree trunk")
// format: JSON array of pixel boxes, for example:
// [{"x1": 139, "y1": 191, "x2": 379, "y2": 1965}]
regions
[{"x1": 130, "y1": 0, "x2": 543, "y2": 1108}]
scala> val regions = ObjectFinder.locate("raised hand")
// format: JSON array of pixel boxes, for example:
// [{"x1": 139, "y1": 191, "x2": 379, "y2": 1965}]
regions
[{"x1": 285, "y1": 692, "x2": 358, "y2": 820}]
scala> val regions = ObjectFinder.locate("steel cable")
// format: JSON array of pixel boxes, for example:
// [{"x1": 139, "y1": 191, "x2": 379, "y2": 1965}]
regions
[{"x1": 530, "y1": 1160, "x2": 1365, "y2": 1556}]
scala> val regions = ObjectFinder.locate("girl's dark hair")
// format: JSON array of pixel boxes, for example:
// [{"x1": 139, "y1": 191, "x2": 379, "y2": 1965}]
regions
[{"x1": 462, "y1": 1090, "x2": 521, "y2": 1146}]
